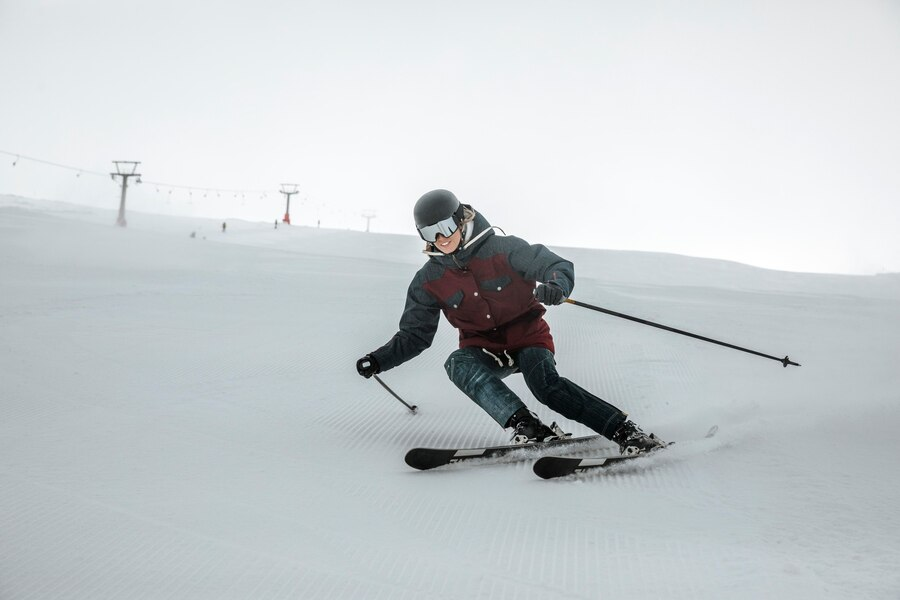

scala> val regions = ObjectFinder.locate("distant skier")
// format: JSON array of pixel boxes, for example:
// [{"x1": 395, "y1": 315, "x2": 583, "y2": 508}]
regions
[
  {"x1": 222, "y1": 222, "x2": 227, "y2": 233},
  {"x1": 356, "y1": 189, "x2": 666, "y2": 453}
]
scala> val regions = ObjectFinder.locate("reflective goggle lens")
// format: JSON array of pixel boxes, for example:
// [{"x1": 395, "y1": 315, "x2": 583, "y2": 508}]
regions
[{"x1": 417, "y1": 215, "x2": 459, "y2": 242}]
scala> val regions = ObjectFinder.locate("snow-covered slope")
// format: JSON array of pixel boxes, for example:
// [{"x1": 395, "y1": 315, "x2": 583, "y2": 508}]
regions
[{"x1": 2, "y1": 195, "x2": 898, "y2": 599}]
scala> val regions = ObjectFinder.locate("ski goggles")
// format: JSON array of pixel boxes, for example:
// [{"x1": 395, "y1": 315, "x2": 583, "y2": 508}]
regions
[{"x1": 417, "y1": 215, "x2": 460, "y2": 242}]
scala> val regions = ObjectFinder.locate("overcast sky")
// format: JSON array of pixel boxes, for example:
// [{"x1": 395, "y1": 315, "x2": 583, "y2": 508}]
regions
[{"x1": 2, "y1": 0, "x2": 899, "y2": 274}]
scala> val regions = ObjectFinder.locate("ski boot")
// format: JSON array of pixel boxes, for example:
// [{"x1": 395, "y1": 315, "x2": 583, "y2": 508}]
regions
[
  {"x1": 507, "y1": 408, "x2": 569, "y2": 445},
  {"x1": 612, "y1": 420, "x2": 668, "y2": 455}
]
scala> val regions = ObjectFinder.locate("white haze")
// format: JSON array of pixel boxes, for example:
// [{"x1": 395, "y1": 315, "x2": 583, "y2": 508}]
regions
[{"x1": 2, "y1": 0, "x2": 900, "y2": 275}]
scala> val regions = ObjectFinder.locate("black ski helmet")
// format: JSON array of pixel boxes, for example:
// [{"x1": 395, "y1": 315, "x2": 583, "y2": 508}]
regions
[{"x1": 413, "y1": 189, "x2": 465, "y2": 231}]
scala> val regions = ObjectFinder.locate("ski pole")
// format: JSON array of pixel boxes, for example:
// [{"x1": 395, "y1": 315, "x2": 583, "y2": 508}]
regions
[
  {"x1": 373, "y1": 375, "x2": 419, "y2": 414},
  {"x1": 564, "y1": 298, "x2": 800, "y2": 368}
]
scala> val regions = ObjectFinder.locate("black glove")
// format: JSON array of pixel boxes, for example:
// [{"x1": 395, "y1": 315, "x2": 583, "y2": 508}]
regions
[
  {"x1": 534, "y1": 282, "x2": 566, "y2": 305},
  {"x1": 356, "y1": 354, "x2": 380, "y2": 378}
]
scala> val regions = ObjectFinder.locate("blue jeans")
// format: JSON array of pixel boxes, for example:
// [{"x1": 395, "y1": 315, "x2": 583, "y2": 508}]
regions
[{"x1": 444, "y1": 346, "x2": 627, "y2": 439}]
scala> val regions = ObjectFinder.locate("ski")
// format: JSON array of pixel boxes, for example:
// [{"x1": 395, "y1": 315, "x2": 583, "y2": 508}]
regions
[
  {"x1": 404, "y1": 435, "x2": 604, "y2": 471},
  {"x1": 532, "y1": 453, "x2": 645, "y2": 479},
  {"x1": 533, "y1": 425, "x2": 719, "y2": 479}
]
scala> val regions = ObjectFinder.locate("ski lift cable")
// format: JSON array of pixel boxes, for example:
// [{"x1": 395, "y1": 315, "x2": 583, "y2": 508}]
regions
[
  {"x1": 1, "y1": 149, "x2": 275, "y2": 196},
  {"x1": 0, "y1": 149, "x2": 107, "y2": 177}
]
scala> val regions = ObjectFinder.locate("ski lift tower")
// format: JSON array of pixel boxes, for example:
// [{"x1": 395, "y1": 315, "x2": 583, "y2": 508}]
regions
[
  {"x1": 280, "y1": 183, "x2": 299, "y2": 224},
  {"x1": 111, "y1": 161, "x2": 141, "y2": 227},
  {"x1": 362, "y1": 211, "x2": 376, "y2": 233}
]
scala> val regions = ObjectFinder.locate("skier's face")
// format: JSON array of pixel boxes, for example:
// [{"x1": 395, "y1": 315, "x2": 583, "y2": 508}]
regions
[{"x1": 434, "y1": 229, "x2": 462, "y2": 254}]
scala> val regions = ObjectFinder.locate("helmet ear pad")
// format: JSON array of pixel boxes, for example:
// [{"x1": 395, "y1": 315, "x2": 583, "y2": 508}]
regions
[{"x1": 451, "y1": 203, "x2": 466, "y2": 231}]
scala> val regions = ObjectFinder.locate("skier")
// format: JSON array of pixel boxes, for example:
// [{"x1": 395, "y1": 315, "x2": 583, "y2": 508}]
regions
[{"x1": 356, "y1": 189, "x2": 666, "y2": 454}]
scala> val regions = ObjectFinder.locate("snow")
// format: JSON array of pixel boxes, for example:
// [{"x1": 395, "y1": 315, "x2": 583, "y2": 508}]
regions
[{"x1": 2, "y1": 194, "x2": 899, "y2": 599}]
